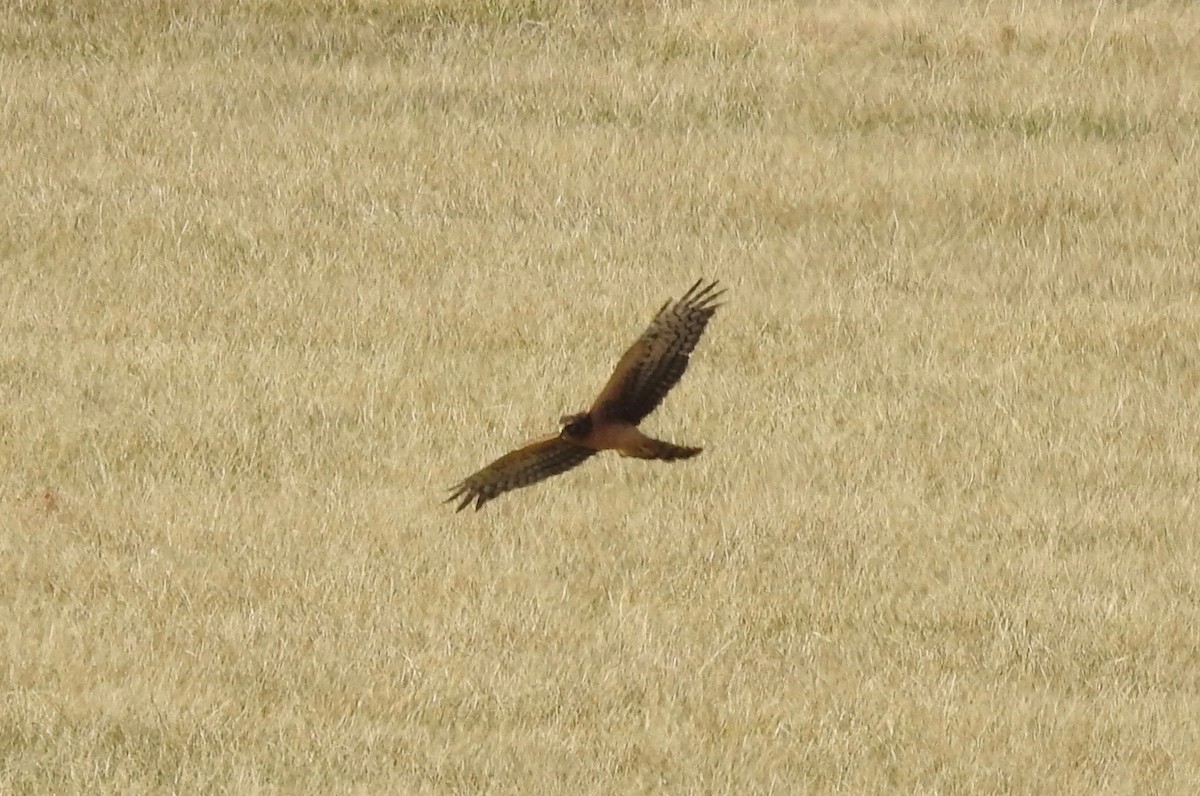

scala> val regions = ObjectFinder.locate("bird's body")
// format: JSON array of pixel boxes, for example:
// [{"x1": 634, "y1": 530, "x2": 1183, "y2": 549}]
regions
[
  {"x1": 561, "y1": 412, "x2": 702, "y2": 460},
  {"x1": 447, "y1": 278, "x2": 724, "y2": 511}
]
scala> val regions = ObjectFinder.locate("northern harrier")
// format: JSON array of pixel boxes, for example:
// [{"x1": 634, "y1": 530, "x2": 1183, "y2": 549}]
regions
[{"x1": 447, "y1": 278, "x2": 725, "y2": 511}]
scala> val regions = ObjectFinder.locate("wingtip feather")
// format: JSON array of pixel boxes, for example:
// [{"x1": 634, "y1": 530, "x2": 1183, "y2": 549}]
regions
[{"x1": 680, "y1": 278, "x2": 725, "y2": 311}]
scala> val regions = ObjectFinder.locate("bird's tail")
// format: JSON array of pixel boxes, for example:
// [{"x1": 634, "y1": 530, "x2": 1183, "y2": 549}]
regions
[{"x1": 623, "y1": 437, "x2": 703, "y2": 461}]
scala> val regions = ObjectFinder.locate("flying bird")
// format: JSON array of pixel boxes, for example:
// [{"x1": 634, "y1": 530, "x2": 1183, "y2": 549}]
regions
[{"x1": 447, "y1": 278, "x2": 725, "y2": 511}]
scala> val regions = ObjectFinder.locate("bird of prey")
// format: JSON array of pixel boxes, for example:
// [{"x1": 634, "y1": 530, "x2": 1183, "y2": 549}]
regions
[{"x1": 447, "y1": 278, "x2": 725, "y2": 511}]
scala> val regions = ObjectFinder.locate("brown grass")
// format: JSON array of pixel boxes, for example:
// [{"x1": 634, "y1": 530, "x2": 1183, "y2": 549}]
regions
[{"x1": 3, "y1": 0, "x2": 1200, "y2": 792}]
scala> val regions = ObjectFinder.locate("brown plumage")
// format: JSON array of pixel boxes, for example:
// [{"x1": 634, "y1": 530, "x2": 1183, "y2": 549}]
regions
[{"x1": 447, "y1": 278, "x2": 724, "y2": 512}]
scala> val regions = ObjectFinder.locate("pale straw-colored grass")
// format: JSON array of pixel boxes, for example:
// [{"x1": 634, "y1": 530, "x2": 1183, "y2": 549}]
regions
[{"x1": 3, "y1": 1, "x2": 1199, "y2": 792}]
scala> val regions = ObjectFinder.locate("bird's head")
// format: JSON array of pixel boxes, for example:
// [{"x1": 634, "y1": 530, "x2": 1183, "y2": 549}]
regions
[{"x1": 559, "y1": 412, "x2": 592, "y2": 439}]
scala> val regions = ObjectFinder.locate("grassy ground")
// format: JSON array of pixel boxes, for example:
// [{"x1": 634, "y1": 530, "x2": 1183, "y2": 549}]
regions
[{"x1": 3, "y1": 0, "x2": 1200, "y2": 792}]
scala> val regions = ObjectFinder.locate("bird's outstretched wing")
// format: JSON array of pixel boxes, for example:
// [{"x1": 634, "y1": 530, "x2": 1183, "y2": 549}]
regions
[
  {"x1": 446, "y1": 435, "x2": 598, "y2": 512},
  {"x1": 589, "y1": 278, "x2": 724, "y2": 424}
]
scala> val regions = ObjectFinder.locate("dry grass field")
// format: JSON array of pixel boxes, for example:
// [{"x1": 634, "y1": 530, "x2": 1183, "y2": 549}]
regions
[{"x1": 3, "y1": 0, "x2": 1200, "y2": 792}]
